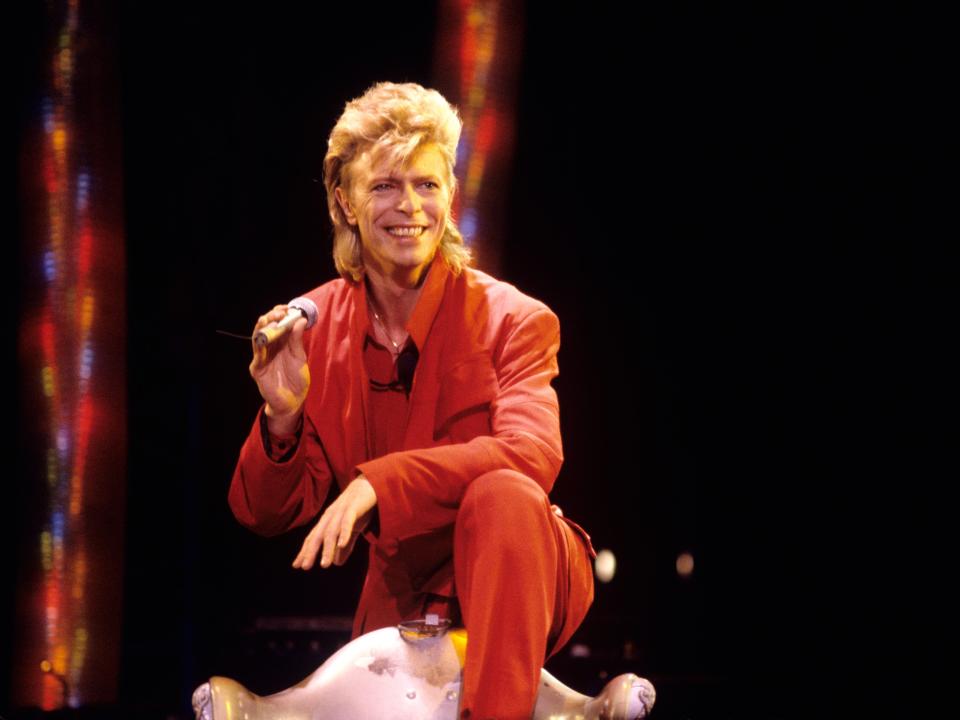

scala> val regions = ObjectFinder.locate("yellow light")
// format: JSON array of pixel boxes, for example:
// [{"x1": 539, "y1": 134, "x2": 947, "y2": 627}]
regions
[
  {"x1": 476, "y1": 36, "x2": 494, "y2": 65},
  {"x1": 42, "y1": 366, "x2": 56, "y2": 397},
  {"x1": 70, "y1": 627, "x2": 88, "y2": 677},
  {"x1": 468, "y1": 85, "x2": 485, "y2": 109},
  {"x1": 81, "y1": 293, "x2": 95, "y2": 332},
  {"x1": 676, "y1": 552, "x2": 695, "y2": 578},
  {"x1": 41, "y1": 532, "x2": 53, "y2": 571},
  {"x1": 466, "y1": 156, "x2": 486, "y2": 199},
  {"x1": 449, "y1": 628, "x2": 468, "y2": 669},
  {"x1": 53, "y1": 645, "x2": 69, "y2": 675},
  {"x1": 40, "y1": 660, "x2": 53, "y2": 673},
  {"x1": 53, "y1": 128, "x2": 67, "y2": 153}
]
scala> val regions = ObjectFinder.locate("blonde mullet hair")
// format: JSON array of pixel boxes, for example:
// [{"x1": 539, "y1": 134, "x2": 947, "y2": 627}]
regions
[{"x1": 323, "y1": 82, "x2": 473, "y2": 282}]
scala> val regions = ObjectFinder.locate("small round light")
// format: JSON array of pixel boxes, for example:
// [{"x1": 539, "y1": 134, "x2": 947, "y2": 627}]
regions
[
  {"x1": 595, "y1": 549, "x2": 616, "y2": 583},
  {"x1": 676, "y1": 552, "x2": 694, "y2": 578}
]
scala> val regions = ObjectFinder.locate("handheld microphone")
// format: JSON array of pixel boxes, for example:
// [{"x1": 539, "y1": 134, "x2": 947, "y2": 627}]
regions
[{"x1": 253, "y1": 297, "x2": 319, "y2": 349}]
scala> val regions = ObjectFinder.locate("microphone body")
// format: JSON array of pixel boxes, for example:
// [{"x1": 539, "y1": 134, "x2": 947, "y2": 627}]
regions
[{"x1": 254, "y1": 297, "x2": 319, "y2": 349}]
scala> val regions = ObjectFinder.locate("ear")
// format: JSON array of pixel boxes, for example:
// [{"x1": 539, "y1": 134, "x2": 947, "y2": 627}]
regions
[{"x1": 334, "y1": 186, "x2": 358, "y2": 226}]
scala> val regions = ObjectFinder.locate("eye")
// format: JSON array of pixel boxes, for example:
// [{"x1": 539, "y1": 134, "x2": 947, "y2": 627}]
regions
[
  {"x1": 372, "y1": 182, "x2": 394, "y2": 192},
  {"x1": 420, "y1": 180, "x2": 440, "y2": 190}
]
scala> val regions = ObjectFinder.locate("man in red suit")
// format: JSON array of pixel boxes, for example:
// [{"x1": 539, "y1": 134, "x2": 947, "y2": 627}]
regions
[{"x1": 229, "y1": 82, "x2": 595, "y2": 719}]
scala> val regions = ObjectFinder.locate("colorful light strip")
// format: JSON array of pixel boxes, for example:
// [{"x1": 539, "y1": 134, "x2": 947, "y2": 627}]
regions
[
  {"x1": 36, "y1": 0, "x2": 92, "y2": 707},
  {"x1": 436, "y1": 0, "x2": 523, "y2": 273},
  {"x1": 16, "y1": 0, "x2": 125, "y2": 708}
]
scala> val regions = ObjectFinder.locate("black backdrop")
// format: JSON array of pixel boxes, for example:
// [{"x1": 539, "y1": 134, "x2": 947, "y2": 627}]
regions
[{"x1": 9, "y1": 1, "x2": 948, "y2": 718}]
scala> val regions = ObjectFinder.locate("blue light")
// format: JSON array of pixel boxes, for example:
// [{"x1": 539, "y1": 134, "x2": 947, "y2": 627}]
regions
[
  {"x1": 42, "y1": 97, "x2": 55, "y2": 134},
  {"x1": 44, "y1": 251, "x2": 57, "y2": 282},
  {"x1": 52, "y1": 511, "x2": 65, "y2": 540},
  {"x1": 456, "y1": 140, "x2": 471, "y2": 168},
  {"x1": 460, "y1": 209, "x2": 478, "y2": 244},
  {"x1": 80, "y1": 345, "x2": 94, "y2": 381},
  {"x1": 76, "y1": 170, "x2": 90, "y2": 212}
]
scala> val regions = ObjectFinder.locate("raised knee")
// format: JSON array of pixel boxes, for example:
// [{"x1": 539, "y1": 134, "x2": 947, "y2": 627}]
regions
[{"x1": 459, "y1": 470, "x2": 548, "y2": 524}]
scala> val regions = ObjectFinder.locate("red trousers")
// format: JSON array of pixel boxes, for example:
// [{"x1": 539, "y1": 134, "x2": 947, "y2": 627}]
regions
[{"x1": 448, "y1": 470, "x2": 595, "y2": 719}]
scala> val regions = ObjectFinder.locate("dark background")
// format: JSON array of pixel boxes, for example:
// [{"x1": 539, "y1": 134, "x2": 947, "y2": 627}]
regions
[{"x1": 9, "y1": 1, "x2": 949, "y2": 718}]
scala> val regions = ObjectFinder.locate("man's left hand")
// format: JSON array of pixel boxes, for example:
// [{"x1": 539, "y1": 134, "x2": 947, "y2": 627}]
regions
[{"x1": 293, "y1": 476, "x2": 377, "y2": 570}]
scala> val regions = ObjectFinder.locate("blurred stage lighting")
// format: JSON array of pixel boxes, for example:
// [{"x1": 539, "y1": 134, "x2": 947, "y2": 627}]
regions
[
  {"x1": 568, "y1": 643, "x2": 591, "y2": 658},
  {"x1": 594, "y1": 548, "x2": 616, "y2": 583},
  {"x1": 676, "y1": 551, "x2": 695, "y2": 578}
]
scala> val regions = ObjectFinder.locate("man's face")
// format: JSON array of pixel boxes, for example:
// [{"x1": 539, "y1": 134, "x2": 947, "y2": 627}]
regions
[{"x1": 337, "y1": 143, "x2": 452, "y2": 283}]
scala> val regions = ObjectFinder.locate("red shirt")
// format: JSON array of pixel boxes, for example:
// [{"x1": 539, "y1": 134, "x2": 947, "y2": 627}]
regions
[{"x1": 363, "y1": 335, "x2": 410, "y2": 459}]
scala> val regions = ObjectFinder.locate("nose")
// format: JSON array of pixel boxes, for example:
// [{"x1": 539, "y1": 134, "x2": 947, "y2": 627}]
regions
[{"x1": 396, "y1": 184, "x2": 422, "y2": 214}]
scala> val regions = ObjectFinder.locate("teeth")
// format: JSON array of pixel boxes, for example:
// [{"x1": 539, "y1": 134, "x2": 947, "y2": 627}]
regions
[{"x1": 388, "y1": 226, "x2": 424, "y2": 237}]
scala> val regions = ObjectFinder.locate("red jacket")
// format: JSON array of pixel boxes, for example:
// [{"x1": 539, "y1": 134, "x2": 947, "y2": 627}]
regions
[{"x1": 229, "y1": 260, "x2": 577, "y2": 636}]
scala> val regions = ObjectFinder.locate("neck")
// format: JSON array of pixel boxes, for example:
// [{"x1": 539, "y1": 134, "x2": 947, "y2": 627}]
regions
[{"x1": 364, "y1": 262, "x2": 433, "y2": 334}]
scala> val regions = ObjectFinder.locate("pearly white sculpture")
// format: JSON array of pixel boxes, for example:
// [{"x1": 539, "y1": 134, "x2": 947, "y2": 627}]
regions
[{"x1": 192, "y1": 619, "x2": 656, "y2": 720}]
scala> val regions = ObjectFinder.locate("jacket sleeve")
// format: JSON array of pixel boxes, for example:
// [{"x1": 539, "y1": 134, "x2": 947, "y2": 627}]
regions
[
  {"x1": 358, "y1": 307, "x2": 563, "y2": 542},
  {"x1": 228, "y1": 405, "x2": 334, "y2": 537}
]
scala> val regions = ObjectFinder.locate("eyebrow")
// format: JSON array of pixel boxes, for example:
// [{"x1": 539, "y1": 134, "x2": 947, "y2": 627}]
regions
[{"x1": 368, "y1": 173, "x2": 443, "y2": 186}]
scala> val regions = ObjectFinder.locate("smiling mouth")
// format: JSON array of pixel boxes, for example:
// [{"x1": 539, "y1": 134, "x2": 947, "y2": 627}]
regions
[{"x1": 387, "y1": 226, "x2": 426, "y2": 237}]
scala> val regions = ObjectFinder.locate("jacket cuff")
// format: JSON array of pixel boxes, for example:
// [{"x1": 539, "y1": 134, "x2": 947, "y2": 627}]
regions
[
  {"x1": 259, "y1": 406, "x2": 303, "y2": 463},
  {"x1": 356, "y1": 457, "x2": 398, "y2": 540}
]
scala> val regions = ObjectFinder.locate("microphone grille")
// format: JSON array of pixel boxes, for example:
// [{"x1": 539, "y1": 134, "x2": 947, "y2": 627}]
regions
[{"x1": 287, "y1": 297, "x2": 319, "y2": 328}]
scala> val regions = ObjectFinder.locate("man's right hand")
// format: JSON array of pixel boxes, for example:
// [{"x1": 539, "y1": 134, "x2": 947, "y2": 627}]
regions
[{"x1": 250, "y1": 305, "x2": 310, "y2": 434}]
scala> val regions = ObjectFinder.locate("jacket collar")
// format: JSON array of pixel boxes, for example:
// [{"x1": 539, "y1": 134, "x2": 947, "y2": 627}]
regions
[
  {"x1": 348, "y1": 259, "x2": 451, "y2": 351},
  {"x1": 405, "y1": 259, "x2": 449, "y2": 351}
]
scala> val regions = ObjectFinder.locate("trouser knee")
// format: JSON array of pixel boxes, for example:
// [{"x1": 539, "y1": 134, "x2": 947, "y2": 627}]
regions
[{"x1": 457, "y1": 470, "x2": 549, "y2": 541}]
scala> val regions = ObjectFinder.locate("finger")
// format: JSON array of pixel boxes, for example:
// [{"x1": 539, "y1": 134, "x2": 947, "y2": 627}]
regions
[
  {"x1": 292, "y1": 531, "x2": 317, "y2": 570},
  {"x1": 253, "y1": 306, "x2": 289, "y2": 334},
  {"x1": 251, "y1": 307, "x2": 295, "y2": 370},
  {"x1": 249, "y1": 343, "x2": 269, "y2": 374},
  {"x1": 293, "y1": 515, "x2": 327, "y2": 570},
  {"x1": 334, "y1": 533, "x2": 359, "y2": 566},
  {"x1": 319, "y1": 525, "x2": 338, "y2": 568},
  {"x1": 337, "y1": 509, "x2": 356, "y2": 549},
  {"x1": 319, "y1": 506, "x2": 346, "y2": 569},
  {"x1": 253, "y1": 313, "x2": 270, "y2": 334},
  {"x1": 250, "y1": 314, "x2": 271, "y2": 366},
  {"x1": 288, "y1": 317, "x2": 309, "y2": 360},
  {"x1": 250, "y1": 313, "x2": 276, "y2": 366}
]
